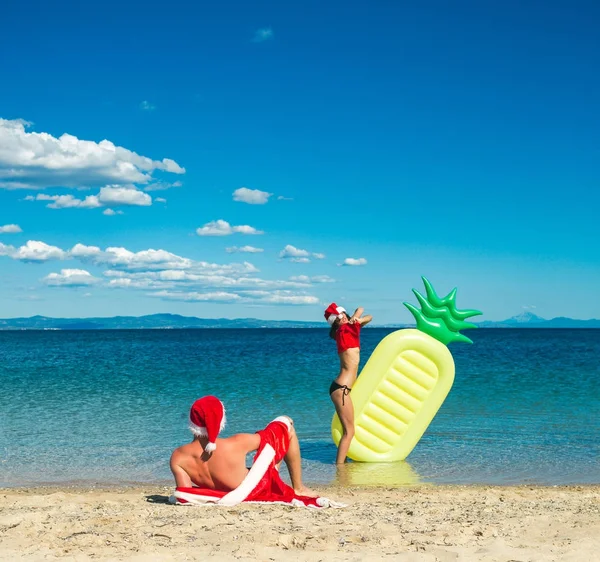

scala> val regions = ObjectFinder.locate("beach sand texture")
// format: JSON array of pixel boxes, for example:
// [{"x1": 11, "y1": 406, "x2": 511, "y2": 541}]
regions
[{"x1": 0, "y1": 485, "x2": 598, "y2": 561}]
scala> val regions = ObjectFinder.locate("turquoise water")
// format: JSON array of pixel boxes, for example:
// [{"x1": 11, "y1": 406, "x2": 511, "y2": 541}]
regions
[{"x1": 0, "y1": 328, "x2": 598, "y2": 488}]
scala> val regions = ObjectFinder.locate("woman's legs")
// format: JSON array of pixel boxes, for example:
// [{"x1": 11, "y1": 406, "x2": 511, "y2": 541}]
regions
[{"x1": 330, "y1": 388, "x2": 355, "y2": 464}]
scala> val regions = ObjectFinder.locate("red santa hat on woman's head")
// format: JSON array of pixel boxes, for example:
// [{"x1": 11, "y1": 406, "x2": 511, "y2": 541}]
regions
[
  {"x1": 324, "y1": 302, "x2": 346, "y2": 326},
  {"x1": 189, "y1": 396, "x2": 226, "y2": 453}
]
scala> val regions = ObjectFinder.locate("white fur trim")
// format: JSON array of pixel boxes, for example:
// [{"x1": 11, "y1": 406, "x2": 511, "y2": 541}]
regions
[
  {"x1": 272, "y1": 416, "x2": 292, "y2": 432},
  {"x1": 220, "y1": 406, "x2": 227, "y2": 431},
  {"x1": 188, "y1": 422, "x2": 208, "y2": 437},
  {"x1": 218, "y1": 444, "x2": 276, "y2": 506},
  {"x1": 205, "y1": 441, "x2": 217, "y2": 453}
]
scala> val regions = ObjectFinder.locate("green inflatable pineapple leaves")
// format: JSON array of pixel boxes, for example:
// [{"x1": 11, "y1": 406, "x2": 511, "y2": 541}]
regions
[{"x1": 403, "y1": 277, "x2": 482, "y2": 345}]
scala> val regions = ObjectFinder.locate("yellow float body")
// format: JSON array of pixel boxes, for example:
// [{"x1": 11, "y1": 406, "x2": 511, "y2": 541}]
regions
[{"x1": 331, "y1": 329, "x2": 455, "y2": 462}]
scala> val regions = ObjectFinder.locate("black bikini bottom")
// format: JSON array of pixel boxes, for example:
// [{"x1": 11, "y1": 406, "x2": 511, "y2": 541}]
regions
[{"x1": 329, "y1": 380, "x2": 352, "y2": 405}]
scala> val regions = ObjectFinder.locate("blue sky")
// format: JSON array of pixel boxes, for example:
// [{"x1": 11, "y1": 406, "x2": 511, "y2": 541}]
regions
[{"x1": 1, "y1": 0, "x2": 599, "y2": 324}]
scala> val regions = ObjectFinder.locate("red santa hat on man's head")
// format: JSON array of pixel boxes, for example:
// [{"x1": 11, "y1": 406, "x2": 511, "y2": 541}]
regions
[
  {"x1": 189, "y1": 396, "x2": 226, "y2": 453},
  {"x1": 324, "y1": 302, "x2": 346, "y2": 326}
]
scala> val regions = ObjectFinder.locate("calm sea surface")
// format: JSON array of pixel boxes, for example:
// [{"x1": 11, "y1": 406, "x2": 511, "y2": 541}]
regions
[{"x1": 0, "y1": 328, "x2": 598, "y2": 488}]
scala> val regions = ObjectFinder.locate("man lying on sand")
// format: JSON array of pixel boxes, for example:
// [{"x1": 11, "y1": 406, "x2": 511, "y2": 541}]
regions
[{"x1": 170, "y1": 395, "x2": 317, "y2": 498}]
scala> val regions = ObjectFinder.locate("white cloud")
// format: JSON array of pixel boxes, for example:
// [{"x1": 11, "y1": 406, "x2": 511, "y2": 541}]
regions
[
  {"x1": 0, "y1": 224, "x2": 22, "y2": 233},
  {"x1": 196, "y1": 220, "x2": 263, "y2": 236},
  {"x1": 25, "y1": 186, "x2": 152, "y2": 210},
  {"x1": 290, "y1": 275, "x2": 335, "y2": 284},
  {"x1": 3, "y1": 239, "x2": 257, "y2": 273},
  {"x1": 150, "y1": 289, "x2": 318, "y2": 306},
  {"x1": 230, "y1": 290, "x2": 319, "y2": 305},
  {"x1": 107, "y1": 277, "x2": 156, "y2": 289},
  {"x1": 150, "y1": 290, "x2": 243, "y2": 303},
  {"x1": 155, "y1": 197, "x2": 167, "y2": 203},
  {"x1": 233, "y1": 187, "x2": 273, "y2": 205},
  {"x1": 234, "y1": 224, "x2": 263, "y2": 235},
  {"x1": 279, "y1": 245, "x2": 309, "y2": 259},
  {"x1": 103, "y1": 260, "x2": 260, "y2": 281},
  {"x1": 279, "y1": 245, "x2": 325, "y2": 262},
  {"x1": 0, "y1": 118, "x2": 184, "y2": 190},
  {"x1": 260, "y1": 293, "x2": 319, "y2": 305},
  {"x1": 252, "y1": 27, "x2": 273, "y2": 42},
  {"x1": 0, "y1": 237, "x2": 322, "y2": 304},
  {"x1": 0, "y1": 242, "x2": 15, "y2": 256},
  {"x1": 342, "y1": 257, "x2": 367, "y2": 266},
  {"x1": 140, "y1": 100, "x2": 156, "y2": 111},
  {"x1": 69, "y1": 243, "x2": 102, "y2": 259},
  {"x1": 27, "y1": 193, "x2": 102, "y2": 209},
  {"x1": 143, "y1": 180, "x2": 182, "y2": 192},
  {"x1": 43, "y1": 268, "x2": 99, "y2": 286},
  {"x1": 311, "y1": 275, "x2": 335, "y2": 283},
  {"x1": 98, "y1": 186, "x2": 152, "y2": 206},
  {"x1": 70, "y1": 243, "x2": 193, "y2": 270},
  {"x1": 1, "y1": 240, "x2": 68, "y2": 262},
  {"x1": 103, "y1": 267, "x2": 309, "y2": 292},
  {"x1": 277, "y1": 195, "x2": 293, "y2": 201},
  {"x1": 102, "y1": 208, "x2": 124, "y2": 216},
  {"x1": 225, "y1": 245, "x2": 264, "y2": 254}
]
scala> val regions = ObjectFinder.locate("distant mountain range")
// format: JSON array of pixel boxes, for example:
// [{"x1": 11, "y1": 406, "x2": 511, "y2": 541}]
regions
[
  {"x1": 473, "y1": 310, "x2": 600, "y2": 328},
  {"x1": 0, "y1": 314, "x2": 324, "y2": 330},
  {"x1": 0, "y1": 311, "x2": 599, "y2": 330}
]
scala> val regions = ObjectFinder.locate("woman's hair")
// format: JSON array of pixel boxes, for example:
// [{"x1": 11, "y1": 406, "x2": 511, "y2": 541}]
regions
[{"x1": 329, "y1": 312, "x2": 349, "y2": 340}]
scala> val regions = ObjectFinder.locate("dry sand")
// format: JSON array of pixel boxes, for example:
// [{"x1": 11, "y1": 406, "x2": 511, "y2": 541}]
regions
[{"x1": 0, "y1": 485, "x2": 598, "y2": 561}]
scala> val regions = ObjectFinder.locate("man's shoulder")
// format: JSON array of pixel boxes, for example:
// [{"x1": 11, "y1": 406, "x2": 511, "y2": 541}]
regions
[
  {"x1": 171, "y1": 441, "x2": 197, "y2": 459},
  {"x1": 220, "y1": 432, "x2": 261, "y2": 453},
  {"x1": 219, "y1": 433, "x2": 255, "y2": 446}
]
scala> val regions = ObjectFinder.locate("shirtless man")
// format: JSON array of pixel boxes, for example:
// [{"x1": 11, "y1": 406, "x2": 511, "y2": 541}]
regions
[
  {"x1": 325, "y1": 304, "x2": 373, "y2": 464},
  {"x1": 170, "y1": 396, "x2": 315, "y2": 497}
]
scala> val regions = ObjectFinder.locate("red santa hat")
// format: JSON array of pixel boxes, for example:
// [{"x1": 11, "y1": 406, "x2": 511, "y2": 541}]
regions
[
  {"x1": 189, "y1": 396, "x2": 226, "y2": 453},
  {"x1": 324, "y1": 302, "x2": 346, "y2": 325}
]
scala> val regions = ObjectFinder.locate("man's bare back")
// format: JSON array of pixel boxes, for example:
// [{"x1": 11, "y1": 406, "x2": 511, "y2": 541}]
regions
[{"x1": 170, "y1": 433, "x2": 259, "y2": 490}]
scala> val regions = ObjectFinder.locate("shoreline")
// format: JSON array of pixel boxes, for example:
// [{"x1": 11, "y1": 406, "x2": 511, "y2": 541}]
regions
[
  {"x1": 2, "y1": 474, "x2": 600, "y2": 490},
  {"x1": 1, "y1": 484, "x2": 598, "y2": 561},
  {"x1": 3, "y1": 478, "x2": 600, "y2": 492},
  {"x1": 2, "y1": 481, "x2": 600, "y2": 492}
]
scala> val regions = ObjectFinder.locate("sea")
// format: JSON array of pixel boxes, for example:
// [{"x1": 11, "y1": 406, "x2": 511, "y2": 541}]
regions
[{"x1": 0, "y1": 328, "x2": 598, "y2": 488}]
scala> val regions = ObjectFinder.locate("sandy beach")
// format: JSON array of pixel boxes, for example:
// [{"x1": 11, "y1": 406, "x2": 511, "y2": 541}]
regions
[{"x1": 0, "y1": 485, "x2": 598, "y2": 561}]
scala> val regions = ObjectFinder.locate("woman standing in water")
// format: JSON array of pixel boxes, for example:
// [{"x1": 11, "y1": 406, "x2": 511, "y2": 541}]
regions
[{"x1": 324, "y1": 302, "x2": 372, "y2": 464}]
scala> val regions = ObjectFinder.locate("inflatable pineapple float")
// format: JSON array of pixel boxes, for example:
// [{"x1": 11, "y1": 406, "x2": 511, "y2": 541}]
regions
[{"x1": 332, "y1": 277, "x2": 481, "y2": 462}]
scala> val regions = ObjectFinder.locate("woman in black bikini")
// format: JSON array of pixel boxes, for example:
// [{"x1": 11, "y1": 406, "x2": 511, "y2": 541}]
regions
[{"x1": 324, "y1": 302, "x2": 372, "y2": 464}]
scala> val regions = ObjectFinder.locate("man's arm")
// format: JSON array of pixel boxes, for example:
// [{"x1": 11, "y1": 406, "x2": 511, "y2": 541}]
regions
[
  {"x1": 231, "y1": 433, "x2": 262, "y2": 454},
  {"x1": 170, "y1": 451, "x2": 193, "y2": 487}
]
